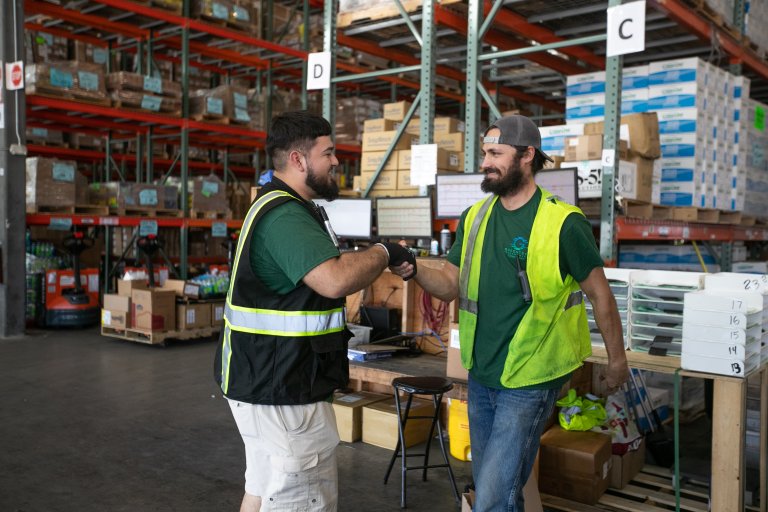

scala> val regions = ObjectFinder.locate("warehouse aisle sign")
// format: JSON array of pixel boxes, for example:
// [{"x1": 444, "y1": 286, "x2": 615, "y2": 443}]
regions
[
  {"x1": 606, "y1": 1, "x2": 646, "y2": 57},
  {"x1": 307, "y1": 52, "x2": 331, "y2": 90}
]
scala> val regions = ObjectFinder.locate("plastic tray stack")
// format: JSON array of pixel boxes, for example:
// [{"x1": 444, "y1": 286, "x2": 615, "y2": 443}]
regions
[
  {"x1": 681, "y1": 289, "x2": 763, "y2": 378},
  {"x1": 629, "y1": 270, "x2": 704, "y2": 356},
  {"x1": 585, "y1": 267, "x2": 632, "y2": 349}
]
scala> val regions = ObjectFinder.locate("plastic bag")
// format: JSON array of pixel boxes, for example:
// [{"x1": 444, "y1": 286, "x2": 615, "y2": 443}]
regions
[
  {"x1": 591, "y1": 390, "x2": 643, "y2": 455},
  {"x1": 556, "y1": 389, "x2": 607, "y2": 431}
]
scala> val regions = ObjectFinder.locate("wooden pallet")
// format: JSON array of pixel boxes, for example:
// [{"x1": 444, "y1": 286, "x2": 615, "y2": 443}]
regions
[
  {"x1": 191, "y1": 112, "x2": 229, "y2": 124},
  {"x1": 189, "y1": 209, "x2": 232, "y2": 220},
  {"x1": 111, "y1": 101, "x2": 182, "y2": 118},
  {"x1": 542, "y1": 465, "x2": 710, "y2": 512},
  {"x1": 101, "y1": 324, "x2": 221, "y2": 345},
  {"x1": 114, "y1": 207, "x2": 183, "y2": 218},
  {"x1": 26, "y1": 204, "x2": 111, "y2": 215},
  {"x1": 624, "y1": 203, "x2": 720, "y2": 223},
  {"x1": 337, "y1": 0, "x2": 462, "y2": 27},
  {"x1": 150, "y1": 0, "x2": 182, "y2": 13},
  {"x1": 26, "y1": 89, "x2": 112, "y2": 107}
]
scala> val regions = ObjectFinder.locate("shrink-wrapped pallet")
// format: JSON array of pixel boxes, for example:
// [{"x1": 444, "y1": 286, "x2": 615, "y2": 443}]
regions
[
  {"x1": 25, "y1": 61, "x2": 109, "y2": 104},
  {"x1": 25, "y1": 157, "x2": 77, "y2": 209},
  {"x1": 26, "y1": 127, "x2": 66, "y2": 147},
  {"x1": 106, "y1": 71, "x2": 182, "y2": 99},
  {"x1": 109, "y1": 89, "x2": 181, "y2": 115}
]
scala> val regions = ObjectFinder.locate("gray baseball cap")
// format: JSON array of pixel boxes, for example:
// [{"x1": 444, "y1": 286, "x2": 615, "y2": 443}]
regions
[{"x1": 483, "y1": 114, "x2": 553, "y2": 162}]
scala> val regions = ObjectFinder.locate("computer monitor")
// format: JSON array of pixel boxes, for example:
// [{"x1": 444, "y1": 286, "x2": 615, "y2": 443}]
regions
[
  {"x1": 534, "y1": 167, "x2": 579, "y2": 205},
  {"x1": 376, "y1": 196, "x2": 433, "y2": 239},
  {"x1": 313, "y1": 198, "x2": 373, "y2": 239},
  {"x1": 435, "y1": 173, "x2": 490, "y2": 218}
]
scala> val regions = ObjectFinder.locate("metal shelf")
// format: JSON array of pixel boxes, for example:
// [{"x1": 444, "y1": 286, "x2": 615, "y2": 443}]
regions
[
  {"x1": 26, "y1": 213, "x2": 244, "y2": 229},
  {"x1": 615, "y1": 217, "x2": 768, "y2": 242}
]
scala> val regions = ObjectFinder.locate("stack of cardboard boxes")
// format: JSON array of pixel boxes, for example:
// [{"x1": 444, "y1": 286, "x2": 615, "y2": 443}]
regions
[
  {"x1": 358, "y1": 101, "x2": 465, "y2": 197},
  {"x1": 102, "y1": 278, "x2": 225, "y2": 336}
]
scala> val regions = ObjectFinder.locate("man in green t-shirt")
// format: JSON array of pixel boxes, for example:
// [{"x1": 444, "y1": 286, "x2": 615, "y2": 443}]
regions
[
  {"x1": 391, "y1": 115, "x2": 628, "y2": 511},
  {"x1": 216, "y1": 111, "x2": 415, "y2": 512}
]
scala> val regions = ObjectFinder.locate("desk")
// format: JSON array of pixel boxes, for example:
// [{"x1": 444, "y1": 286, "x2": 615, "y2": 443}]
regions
[{"x1": 588, "y1": 346, "x2": 767, "y2": 512}]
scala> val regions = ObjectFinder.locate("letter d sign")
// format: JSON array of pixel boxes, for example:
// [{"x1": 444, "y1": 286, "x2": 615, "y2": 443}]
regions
[
  {"x1": 606, "y1": 1, "x2": 646, "y2": 57},
  {"x1": 306, "y1": 52, "x2": 331, "y2": 90}
]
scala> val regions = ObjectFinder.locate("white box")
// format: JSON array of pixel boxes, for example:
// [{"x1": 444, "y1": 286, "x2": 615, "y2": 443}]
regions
[
  {"x1": 683, "y1": 308, "x2": 755, "y2": 330},
  {"x1": 566, "y1": 116, "x2": 604, "y2": 125},
  {"x1": 560, "y1": 160, "x2": 638, "y2": 199},
  {"x1": 682, "y1": 322, "x2": 759, "y2": 345},
  {"x1": 732, "y1": 262, "x2": 768, "y2": 274},
  {"x1": 566, "y1": 71, "x2": 606, "y2": 96},
  {"x1": 683, "y1": 289, "x2": 763, "y2": 313},
  {"x1": 681, "y1": 351, "x2": 755, "y2": 377},
  {"x1": 649, "y1": 57, "x2": 709, "y2": 86},
  {"x1": 660, "y1": 157, "x2": 706, "y2": 183},
  {"x1": 621, "y1": 89, "x2": 649, "y2": 115},
  {"x1": 660, "y1": 132, "x2": 706, "y2": 159},
  {"x1": 565, "y1": 93, "x2": 606, "y2": 120},
  {"x1": 648, "y1": 83, "x2": 707, "y2": 111},
  {"x1": 540, "y1": 124, "x2": 585, "y2": 153},
  {"x1": 622, "y1": 65, "x2": 649, "y2": 90},
  {"x1": 656, "y1": 108, "x2": 709, "y2": 135},
  {"x1": 682, "y1": 338, "x2": 760, "y2": 360},
  {"x1": 659, "y1": 181, "x2": 707, "y2": 207}
]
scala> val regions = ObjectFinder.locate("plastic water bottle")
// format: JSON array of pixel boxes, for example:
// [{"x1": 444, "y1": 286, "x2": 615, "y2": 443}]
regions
[
  {"x1": 440, "y1": 224, "x2": 452, "y2": 255},
  {"x1": 430, "y1": 239, "x2": 439, "y2": 256}
]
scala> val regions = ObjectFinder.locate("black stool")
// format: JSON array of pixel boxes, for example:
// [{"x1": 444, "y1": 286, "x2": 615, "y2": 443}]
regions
[{"x1": 384, "y1": 376, "x2": 460, "y2": 508}]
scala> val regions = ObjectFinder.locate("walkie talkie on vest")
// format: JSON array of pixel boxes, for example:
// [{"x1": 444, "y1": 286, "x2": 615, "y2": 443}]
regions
[{"x1": 516, "y1": 256, "x2": 532, "y2": 303}]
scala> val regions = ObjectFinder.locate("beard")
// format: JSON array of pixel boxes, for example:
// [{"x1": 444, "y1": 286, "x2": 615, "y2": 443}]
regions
[
  {"x1": 306, "y1": 162, "x2": 339, "y2": 201},
  {"x1": 481, "y1": 157, "x2": 527, "y2": 196}
]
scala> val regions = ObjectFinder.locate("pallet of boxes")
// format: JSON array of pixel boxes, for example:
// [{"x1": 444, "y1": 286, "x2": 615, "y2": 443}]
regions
[
  {"x1": 356, "y1": 100, "x2": 464, "y2": 197},
  {"x1": 101, "y1": 278, "x2": 224, "y2": 345}
]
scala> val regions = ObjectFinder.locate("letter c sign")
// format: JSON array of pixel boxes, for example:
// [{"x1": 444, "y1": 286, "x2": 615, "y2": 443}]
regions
[{"x1": 606, "y1": 1, "x2": 646, "y2": 57}]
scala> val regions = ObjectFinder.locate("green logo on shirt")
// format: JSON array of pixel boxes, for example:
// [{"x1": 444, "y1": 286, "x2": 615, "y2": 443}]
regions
[{"x1": 504, "y1": 236, "x2": 528, "y2": 262}]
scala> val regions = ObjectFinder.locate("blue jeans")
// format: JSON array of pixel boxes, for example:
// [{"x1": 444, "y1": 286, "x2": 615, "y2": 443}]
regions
[{"x1": 468, "y1": 376, "x2": 559, "y2": 512}]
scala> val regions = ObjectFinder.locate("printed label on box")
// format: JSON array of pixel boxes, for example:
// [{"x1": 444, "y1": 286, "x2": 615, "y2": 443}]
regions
[
  {"x1": 102, "y1": 310, "x2": 112, "y2": 325},
  {"x1": 337, "y1": 395, "x2": 363, "y2": 403},
  {"x1": 201, "y1": 180, "x2": 219, "y2": 197},
  {"x1": 206, "y1": 97, "x2": 224, "y2": 115},
  {"x1": 50, "y1": 68, "x2": 73, "y2": 89},
  {"x1": 141, "y1": 95, "x2": 162, "y2": 112},
  {"x1": 32, "y1": 127, "x2": 48, "y2": 138},
  {"x1": 78, "y1": 71, "x2": 99, "y2": 91},
  {"x1": 186, "y1": 309, "x2": 195, "y2": 325},
  {"x1": 93, "y1": 48, "x2": 108, "y2": 65},
  {"x1": 143, "y1": 76, "x2": 162, "y2": 94},
  {"x1": 138, "y1": 189, "x2": 158, "y2": 206},
  {"x1": 234, "y1": 92, "x2": 247, "y2": 109},
  {"x1": 234, "y1": 108, "x2": 250, "y2": 122},
  {"x1": 212, "y1": 2, "x2": 228, "y2": 19},
  {"x1": 52, "y1": 162, "x2": 75, "y2": 182},
  {"x1": 233, "y1": 5, "x2": 250, "y2": 21}
]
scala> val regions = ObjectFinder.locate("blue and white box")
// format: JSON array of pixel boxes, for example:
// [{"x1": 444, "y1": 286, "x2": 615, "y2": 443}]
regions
[
  {"x1": 539, "y1": 124, "x2": 585, "y2": 156},
  {"x1": 648, "y1": 83, "x2": 708, "y2": 111},
  {"x1": 660, "y1": 132, "x2": 706, "y2": 158},
  {"x1": 566, "y1": 93, "x2": 605, "y2": 120},
  {"x1": 659, "y1": 181, "x2": 708, "y2": 207},
  {"x1": 649, "y1": 57, "x2": 710, "y2": 87},
  {"x1": 621, "y1": 89, "x2": 649, "y2": 114},
  {"x1": 660, "y1": 156, "x2": 706, "y2": 183},
  {"x1": 622, "y1": 65, "x2": 649, "y2": 90},
  {"x1": 566, "y1": 71, "x2": 606, "y2": 96},
  {"x1": 656, "y1": 108, "x2": 709, "y2": 135}
]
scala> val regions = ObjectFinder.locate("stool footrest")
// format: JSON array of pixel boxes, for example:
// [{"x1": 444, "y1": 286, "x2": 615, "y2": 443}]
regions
[{"x1": 404, "y1": 464, "x2": 452, "y2": 471}]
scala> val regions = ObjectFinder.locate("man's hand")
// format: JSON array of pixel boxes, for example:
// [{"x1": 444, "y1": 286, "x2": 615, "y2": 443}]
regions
[
  {"x1": 376, "y1": 242, "x2": 417, "y2": 281},
  {"x1": 602, "y1": 357, "x2": 629, "y2": 394}
]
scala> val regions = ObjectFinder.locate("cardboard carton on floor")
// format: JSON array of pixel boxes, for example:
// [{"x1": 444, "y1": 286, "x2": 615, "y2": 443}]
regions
[
  {"x1": 176, "y1": 303, "x2": 212, "y2": 330},
  {"x1": 117, "y1": 279, "x2": 147, "y2": 297},
  {"x1": 102, "y1": 293, "x2": 131, "y2": 329},
  {"x1": 161, "y1": 279, "x2": 201, "y2": 300},
  {"x1": 132, "y1": 289, "x2": 176, "y2": 332},
  {"x1": 538, "y1": 425, "x2": 612, "y2": 505},
  {"x1": 362, "y1": 397, "x2": 435, "y2": 450},
  {"x1": 332, "y1": 391, "x2": 390, "y2": 443},
  {"x1": 211, "y1": 302, "x2": 225, "y2": 326},
  {"x1": 609, "y1": 438, "x2": 646, "y2": 489}
]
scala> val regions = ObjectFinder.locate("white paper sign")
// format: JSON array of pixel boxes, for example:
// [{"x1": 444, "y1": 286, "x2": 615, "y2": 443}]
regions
[
  {"x1": 602, "y1": 149, "x2": 616, "y2": 167},
  {"x1": 606, "y1": 1, "x2": 646, "y2": 57},
  {"x1": 409, "y1": 144, "x2": 438, "y2": 186},
  {"x1": 5, "y1": 61, "x2": 24, "y2": 90},
  {"x1": 306, "y1": 52, "x2": 331, "y2": 90},
  {"x1": 0, "y1": 107, "x2": 4, "y2": 130}
]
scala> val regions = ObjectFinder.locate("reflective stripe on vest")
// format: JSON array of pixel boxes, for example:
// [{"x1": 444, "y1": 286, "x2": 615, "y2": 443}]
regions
[
  {"x1": 458, "y1": 195, "x2": 496, "y2": 316},
  {"x1": 225, "y1": 303, "x2": 345, "y2": 336}
]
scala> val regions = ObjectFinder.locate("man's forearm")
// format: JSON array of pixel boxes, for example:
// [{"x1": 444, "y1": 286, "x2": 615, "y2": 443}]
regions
[
  {"x1": 415, "y1": 265, "x2": 458, "y2": 302},
  {"x1": 334, "y1": 247, "x2": 389, "y2": 297},
  {"x1": 592, "y1": 294, "x2": 626, "y2": 361}
]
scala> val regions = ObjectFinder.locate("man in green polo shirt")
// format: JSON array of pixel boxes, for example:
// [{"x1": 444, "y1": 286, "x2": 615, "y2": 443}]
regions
[{"x1": 391, "y1": 115, "x2": 628, "y2": 512}]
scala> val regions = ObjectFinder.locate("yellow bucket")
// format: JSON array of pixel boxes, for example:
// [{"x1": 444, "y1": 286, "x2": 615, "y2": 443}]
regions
[{"x1": 448, "y1": 398, "x2": 471, "y2": 461}]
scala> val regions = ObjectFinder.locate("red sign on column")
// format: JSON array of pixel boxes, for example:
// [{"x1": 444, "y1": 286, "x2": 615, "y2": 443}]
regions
[{"x1": 5, "y1": 61, "x2": 24, "y2": 91}]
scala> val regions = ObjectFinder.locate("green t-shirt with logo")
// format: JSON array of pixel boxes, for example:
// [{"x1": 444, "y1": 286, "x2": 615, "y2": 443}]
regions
[
  {"x1": 446, "y1": 188, "x2": 603, "y2": 389},
  {"x1": 249, "y1": 201, "x2": 340, "y2": 295}
]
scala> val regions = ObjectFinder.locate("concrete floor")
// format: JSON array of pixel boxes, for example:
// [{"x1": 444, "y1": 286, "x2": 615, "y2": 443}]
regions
[{"x1": 0, "y1": 328, "x2": 472, "y2": 512}]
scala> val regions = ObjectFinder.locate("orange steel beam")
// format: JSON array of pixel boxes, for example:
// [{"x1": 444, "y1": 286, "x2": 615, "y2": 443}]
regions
[
  {"x1": 650, "y1": 0, "x2": 768, "y2": 81},
  {"x1": 488, "y1": 1, "x2": 605, "y2": 70}
]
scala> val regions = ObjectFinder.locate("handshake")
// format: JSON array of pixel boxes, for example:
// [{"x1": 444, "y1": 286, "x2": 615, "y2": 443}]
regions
[{"x1": 375, "y1": 242, "x2": 417, "y2": 281}]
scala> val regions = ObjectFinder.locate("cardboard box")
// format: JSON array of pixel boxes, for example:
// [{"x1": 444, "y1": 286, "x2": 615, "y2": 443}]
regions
[
  {"x1": 101, "y1": 309, "x2": 130, "y2": 329},
  {"x1": 363, "y1": 118, "x2": 398, "y2": 133},
  {"x1": 117, "y1": 279, "x2": 147, "y2": 297},
  {"x1": 383, "y1": 101, "x2": 412, "y2": 121},
  {"x1": 211, "y1": 302, "x2": 225, "y2": 326},
  {"x1": 564, "y1": 134, "x2": 628, "y2": 161},
  {"x1": 360, "y1": 151, "x2": 398, "y2": 172},
  {"x1": 609, "y1": 438, "x2": 646, "y2": 489},
  {"x1": 433, "y1": 116, "x2": 465, "y2": 134},
  {"x1": 362, "y1": 397, "x2": 436, "y2": 450},
  {"x1": 584, "y1": 112, "x2": 661, "y2": 159},
  {"x1": 539, "y1": 426, "x2": 612, "y2": 505},
  {"x1": 366, "y1": 189, "x2": 421, "y2": 198},
  {"x1": 103, "y1": 293, "x2": 130, "y2": 312},
  {"x1": 332, "y1": 391, "x2": 390, "y2": 443},
  {"x1": 446, "y1": 347, "x2": 467, "y2": 381},
  {"x1": 361, "y1": 131, "x2": 418, "y2": 152},
  {"x1": 396, "y1": 170, "x2": 419, "y2": 191},
  {"x1": 25, "y1": 157, "x2": 78, "y2": 209},
  {"x1": 176, "y1": 303, "x2": 212, "y2": 330},
  {"x1": 621, "y1": 152, "x2": 655, "y2": 203},
  {"x1": 360, "y1": 170, "x2": 397, "y2": 190},
  {"x1": 434, "y1": 132, "x2": 465, "y2": 151},
  {"x1": 398, "y1": 148, "x2": 457, "y2": 170},
  {"x1": 399, "y1": 117, "x2": 421, "y2": 135},
  {"x1": 131, "y1": 289, "x2": 176, "y2": 332},
  {"x1": 161, "y1": 279, "x2": 201, "y2": 299}
]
